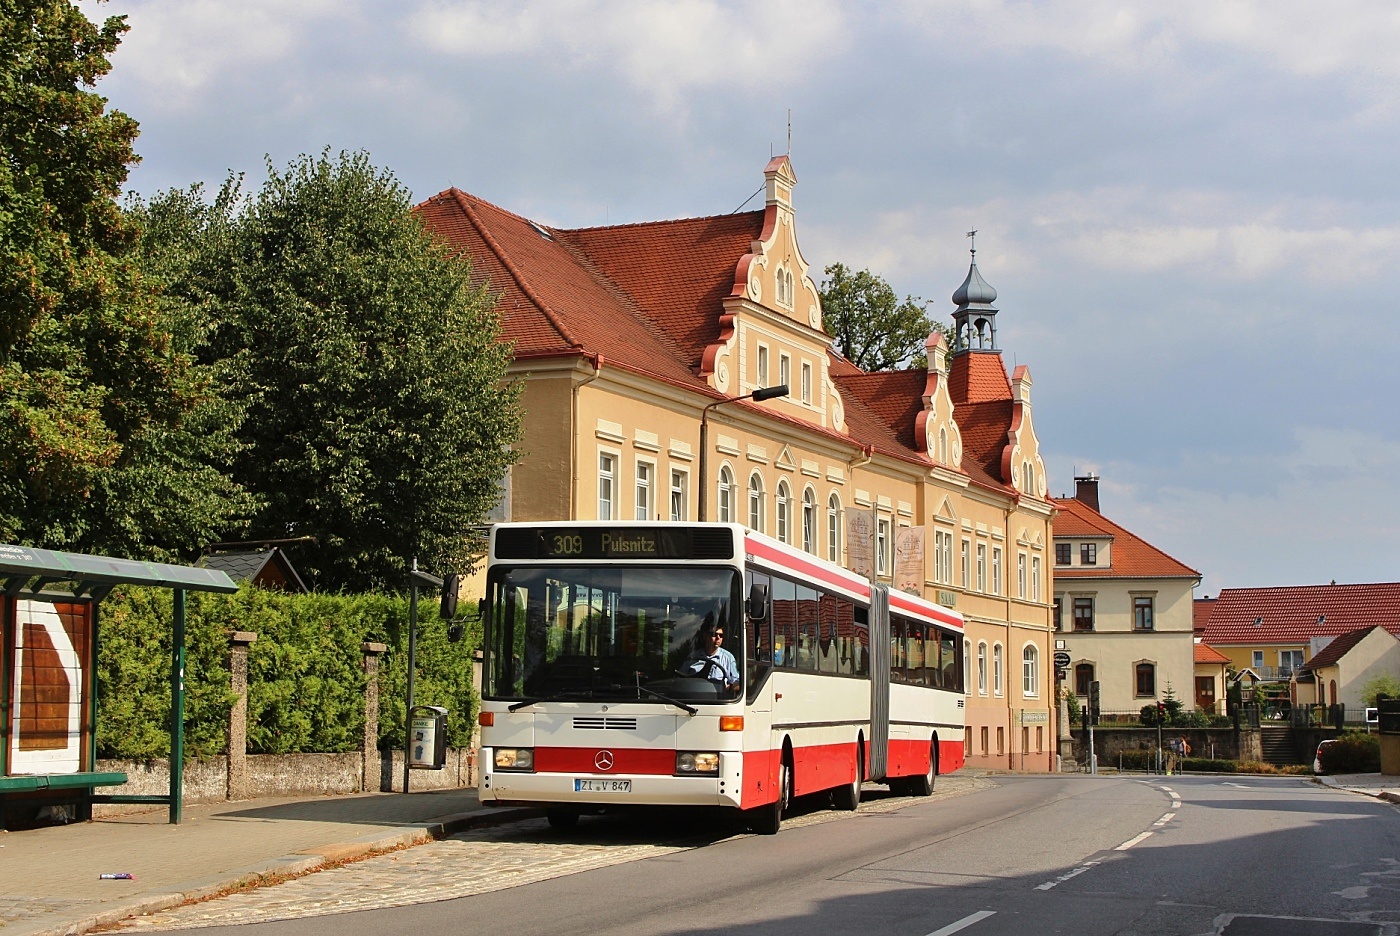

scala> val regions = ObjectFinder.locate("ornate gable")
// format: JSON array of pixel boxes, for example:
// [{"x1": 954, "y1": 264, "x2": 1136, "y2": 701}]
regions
[
  {"x1": 1002, "y1": 365, "x2": 1047, "y2": 499},
  {"x1": 914, "y1": 332, "x2": 963, "y2": 470}
]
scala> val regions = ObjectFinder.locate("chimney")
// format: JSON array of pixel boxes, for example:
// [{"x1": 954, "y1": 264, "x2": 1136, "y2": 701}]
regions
[{"x1": 1074, "y1": 473, "x2": 1100, "y2": 511}]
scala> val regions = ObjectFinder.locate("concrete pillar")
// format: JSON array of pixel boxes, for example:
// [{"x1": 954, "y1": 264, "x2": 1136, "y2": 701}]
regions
[
  {"x1": 226, "y1": 631, "x2": 257, "y2": 801},
  {"x1": 362, "y1": 642, "x2": 388, "y2": 792}
]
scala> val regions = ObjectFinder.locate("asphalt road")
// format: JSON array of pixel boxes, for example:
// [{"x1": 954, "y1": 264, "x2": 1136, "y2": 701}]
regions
[{"x1": 124, "y1": 774, "x2": 1400, "y2": 936}]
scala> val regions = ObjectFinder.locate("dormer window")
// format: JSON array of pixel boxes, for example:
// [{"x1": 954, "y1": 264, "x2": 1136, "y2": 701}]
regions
[{"x1": 775, "y1": 266, "x2": 795, "y2": 308}]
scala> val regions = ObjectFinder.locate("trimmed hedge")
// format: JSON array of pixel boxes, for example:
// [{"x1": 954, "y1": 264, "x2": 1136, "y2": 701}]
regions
[
  {"x1": 96, "y1": 585, "x2": 480, "y2": 759},
  {"x1": 1317, "y1": 732, "x2": 1381, "y2": 774}
]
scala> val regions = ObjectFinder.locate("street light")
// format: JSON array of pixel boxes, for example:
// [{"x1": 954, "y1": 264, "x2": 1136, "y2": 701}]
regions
[{"x1": 698, "y1": 384, "x2": 788, "y2": 522}]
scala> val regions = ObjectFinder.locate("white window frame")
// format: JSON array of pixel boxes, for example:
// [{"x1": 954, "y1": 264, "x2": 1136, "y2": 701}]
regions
[
  {"x1": 977, "y1": 642, "x2": 988, "y2": 695},
  {"x1": 827, "y1": 493, "x2": 841, "y2": 564},
  {"x1": 993, "y1": 643, "x2": 1004, "y2": 697},
  {"x1": 670, "y1": 468, "x2": 688, "y2": 521},
  {"x1": 776, "y1": 480, "x2": 792, "y2": 544},
  {"x1": 976, "y1": 543, "x2": 987, "y2": 592},
  {"x1": 802, "y1": 486, "x2": 817, "y2": 554},
  {"x1": 963, "y1": 639, "x2": 972, "y2": 696},
  {"x1": 877, "y1": 516, "x2": 892, "y2": 577},
  {"x1": 748, "y1": 472, "x2": 765, "y2": 533},
  {"x1": 992, "y1": 547, "x2": 1002, "y2": 596},
  {"x1": 1017, "y1": 551, "x2": 1027, "y2": 598},
  {"x1": 597, "y1": 450, "x2": 617, "y2": 520},
  {"x1": 1032, "y1": 556, "x2": 1042, "y2": 602},
  {"x1": 1022, "y1": 644, "x2": 1039, "y2": 697},
  {"x1": 717, "y1": 464, "x2": 735, "y2": 524},
  {"x1": 800, "y1": 361, "x2": 812, "y2": 404},
  {"x1": 779, "y1": 352, "x2": 791, "y2": 393},
  {"x1": 634, "y1": 459, "x2": 654, "y2": 521},
  {"x1": 757, "y1": 344, "x2": 769, "y2": 388},
  {"x1": 961, "y1": 539, "x2": 971, "y2": 588}
]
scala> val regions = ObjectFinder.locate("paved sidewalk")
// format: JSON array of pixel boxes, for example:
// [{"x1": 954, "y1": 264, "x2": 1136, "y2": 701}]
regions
[
  {"x1": 1315, "y1": 771, "x2": 1400, "y2": 805},
  {"x1": 1, "y1": 788, "x2": 537, "y2": 936}
]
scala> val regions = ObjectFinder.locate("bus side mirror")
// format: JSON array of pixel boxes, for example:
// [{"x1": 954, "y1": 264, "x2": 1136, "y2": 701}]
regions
[
  {"x1": 440, "y1": 573, "x2": 460, "y2": 620},
  {"x1": 747, "y1": 584, "x2": 769, "y2": 621}
]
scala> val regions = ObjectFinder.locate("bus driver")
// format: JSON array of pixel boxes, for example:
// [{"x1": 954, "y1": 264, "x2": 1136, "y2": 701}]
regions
[{"x1": 682, "y1": 620, "x2": 740, "y2": 692}]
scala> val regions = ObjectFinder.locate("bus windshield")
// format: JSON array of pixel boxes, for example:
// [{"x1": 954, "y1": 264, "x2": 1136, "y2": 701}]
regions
[{"x1": 484, "y1": 565, "x2": 743, "y2": 704}]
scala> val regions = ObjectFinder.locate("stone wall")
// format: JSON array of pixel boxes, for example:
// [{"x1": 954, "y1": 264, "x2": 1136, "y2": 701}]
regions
[{"x1": 1069, "y1": 727, "x2": 1253, "y2": 769}]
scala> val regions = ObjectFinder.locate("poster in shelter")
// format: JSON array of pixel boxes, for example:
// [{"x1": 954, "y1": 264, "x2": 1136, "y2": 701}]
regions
[{"x1": 8, "y1": 599, "x2": 86, "y2": 774}]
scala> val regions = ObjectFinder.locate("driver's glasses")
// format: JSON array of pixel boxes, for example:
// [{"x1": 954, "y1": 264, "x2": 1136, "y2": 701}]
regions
[{"x1": 710, "y1": 632, "x2": 724, "y2": 642}]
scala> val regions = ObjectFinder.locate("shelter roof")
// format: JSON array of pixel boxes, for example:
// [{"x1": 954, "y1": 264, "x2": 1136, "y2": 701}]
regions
[
  {"x1": 0, "y1": 544, "x2": 237, "y2": 600},
  {"x1": 1197, "y1": 582, "x2": 1400, "y2": 646}
]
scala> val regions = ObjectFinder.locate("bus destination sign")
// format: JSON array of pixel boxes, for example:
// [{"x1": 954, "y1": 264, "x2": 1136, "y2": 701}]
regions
[{"x1": 494, "y1": 526, "x2": 734, "y2": 561}]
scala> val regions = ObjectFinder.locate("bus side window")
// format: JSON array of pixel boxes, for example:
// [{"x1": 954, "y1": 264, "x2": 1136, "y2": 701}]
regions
[
  {"x1": 796, "y1": 583, "x2": 819, "y2": 671},
  {"x1": 749, "y1": 571, "x2": 772, "y2": 663},
  {"x1": 771, "y1": 576, "x2": 797, "y2": 669},
  {"x1": 835, "y1": 597, "x2": 855, "y2": 675},
  {"x1": 890, "y1": 617, "x2": 906, "y2": 683},
  {"x1": 927, "y1": 625, "x2": 942, "y2": 688},
  {"x1": 818, "y1": 591, "x2": 840, "y2": 674},
  {"x1": 942, "y1": 630, "x2": 960, "y2": 692},
  {"x1": 853, "y1": 606, "x2": 869, "y2": 676},
  {"x1": 908, "y1": 621, "x2": 926, "y2": 686}
]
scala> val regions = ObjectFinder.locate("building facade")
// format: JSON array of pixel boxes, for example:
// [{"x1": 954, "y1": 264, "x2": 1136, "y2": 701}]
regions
[
  {"x1": 1050, "y1": 476, "x2": 1200, "y2": 718},
  {"x1": 418, "y1": 157, "x2": 1057, "y2": 771}
]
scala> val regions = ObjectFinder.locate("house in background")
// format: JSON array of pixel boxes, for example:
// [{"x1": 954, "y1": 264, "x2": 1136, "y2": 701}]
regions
[
  {"x1": 1050, "y1": 475, "x2": 1200, "y2": 715},
  {"x1": 1193, "y1": 641, "x2": 1231, "y2": 714},
  {"x1": 1194, "y1": 583, "x2": 1400, "y2": 704},
  {"x1": 1296, "y1": 625, "x2": 1400, "y2": 714},
  {"x1": 198, "y1": 547, "x2": 308, "y2": 593},
  {"x1": 418, "y1": 157, "x2": 1058, "y2": 771}
]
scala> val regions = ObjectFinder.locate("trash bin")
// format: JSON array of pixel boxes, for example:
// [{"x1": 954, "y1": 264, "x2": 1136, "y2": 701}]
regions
[{"x1": 409, "y1": 705, "x2": 448, "y2": 770}]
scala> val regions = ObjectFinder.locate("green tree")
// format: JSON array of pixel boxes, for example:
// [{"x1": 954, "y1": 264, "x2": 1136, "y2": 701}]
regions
[
  {"x1": 0, "y1": 0, "x2": 255, "y2": 556},
  {"x1": 151, "y1": 151, "x2": 522, "y2": 590},
  {"x1": 1360, "y1": 672, "x2": 1400, "y2": 708},
  {"x1": 818, "y1": 263, "x2": 944, "y2": 372}
]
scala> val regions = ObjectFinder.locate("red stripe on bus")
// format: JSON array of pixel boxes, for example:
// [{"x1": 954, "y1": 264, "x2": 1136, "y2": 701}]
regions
[
  {"x1": 744, "y1": 537, "x2": 872, "y2": 599},
  {"x1": 889, "y1": 591, "x2": 963, "y2": 630},
  {"x1": 533, "y1": 747, "x2": 677, "y2": 775}
]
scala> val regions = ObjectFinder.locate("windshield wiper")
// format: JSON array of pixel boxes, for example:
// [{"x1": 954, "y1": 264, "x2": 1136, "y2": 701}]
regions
[
  {"x1": 507, "y1": 689, "x2": 597, "y2": 712},
  {"x1": 630, "y1": 684, "x2": 697, "y2": 715}
]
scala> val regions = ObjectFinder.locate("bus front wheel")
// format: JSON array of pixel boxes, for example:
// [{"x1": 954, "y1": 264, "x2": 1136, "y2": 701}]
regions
[{"x1": 750, "y1": 751, "x2": 791, "y2": 835}]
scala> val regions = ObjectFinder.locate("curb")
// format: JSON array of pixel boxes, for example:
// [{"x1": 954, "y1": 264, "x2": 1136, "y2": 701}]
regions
[{"x1": 9, "y1": 805, "x2": 544, "y2": 936}]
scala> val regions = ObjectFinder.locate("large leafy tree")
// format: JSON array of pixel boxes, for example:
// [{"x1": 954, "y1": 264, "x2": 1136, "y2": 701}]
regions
[
  {"x1": 0, "y1": 0, "x2": 254, "y2": 555},
  {"x1": 151, "y1": 151, "x2": 522, "y2": 591},
  {"x1": 819, "y1": 263, "x2": 943, "y2": 372}
]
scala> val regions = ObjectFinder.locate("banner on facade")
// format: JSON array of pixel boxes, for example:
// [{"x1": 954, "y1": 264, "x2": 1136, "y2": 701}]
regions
[
  {"x1": 846, "y1": 509, "x2": 874, "y2": 579},
  {"x1": 894, "y1": 526, "x2": 925, "y2": 594}
]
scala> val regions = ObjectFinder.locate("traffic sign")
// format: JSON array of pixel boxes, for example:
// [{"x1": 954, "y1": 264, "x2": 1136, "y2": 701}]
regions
[{"x1": 1053, "y1": 650, "x2": 1071, "y2": 668}]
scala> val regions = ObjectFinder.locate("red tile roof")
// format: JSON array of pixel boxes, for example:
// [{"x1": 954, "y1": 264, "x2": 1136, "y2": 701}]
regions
[
  {"x1": 1197, "y1": 582, "x2": 1400, "y2": 646},
  {"x1": 1050, "y1": 496, "x2": 1200, "y2": 579},
  {"x1": 1194, "y1": 642, "x2": 1231, "y2": 665},
  {"x1": 1194, "y1": 597, "x2": 1216, "y2": 634},
  {"x1": 416, "y1": 184, "x2": 1028, "y2": 498},
  {"x1": 1299, "y1": 625, "x2": 1393, "y2": 673}
]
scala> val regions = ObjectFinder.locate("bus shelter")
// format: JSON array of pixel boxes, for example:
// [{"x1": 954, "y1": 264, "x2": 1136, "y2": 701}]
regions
[{"x1": 0, "y1": 544, "x2": 237, "y2": 826}]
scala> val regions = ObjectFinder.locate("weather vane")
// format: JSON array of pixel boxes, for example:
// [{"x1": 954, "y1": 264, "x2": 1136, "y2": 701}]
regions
[{"x1": 966, "y1": 228, "x2": 977, "y2": 256}]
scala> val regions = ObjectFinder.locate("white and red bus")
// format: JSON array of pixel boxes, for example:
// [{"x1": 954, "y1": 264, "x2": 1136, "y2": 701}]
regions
[{"x1": 477, "y1": 521, "x2": 965, "y2": 833}]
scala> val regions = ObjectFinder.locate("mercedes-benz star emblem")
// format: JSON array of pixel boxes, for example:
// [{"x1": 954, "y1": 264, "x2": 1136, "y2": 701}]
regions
[{"x1": 594, "y1": 750, "x2": 615, "y2": 771}]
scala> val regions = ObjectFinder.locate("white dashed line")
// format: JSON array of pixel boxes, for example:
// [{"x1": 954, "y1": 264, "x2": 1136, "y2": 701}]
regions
[
  {"x1": 926, "y1": 910, "x2": 997, "y2": 935},
  {"x1": 1116, "y1": 830, "x2": 1154, "y2": 851},
  {"x1": 1034, "y1": 860, "x2": 1101, "y2": 891}
]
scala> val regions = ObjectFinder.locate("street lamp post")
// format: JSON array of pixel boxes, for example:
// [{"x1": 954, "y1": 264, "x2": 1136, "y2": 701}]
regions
[{"x1": 698, "y1": 384, "x2": 788, "y2": 522}]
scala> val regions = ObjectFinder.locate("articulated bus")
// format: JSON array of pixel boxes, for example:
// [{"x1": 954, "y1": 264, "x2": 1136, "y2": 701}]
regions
[{"x1": 477, "y1": 522, "x2": 965, "y2": 833}]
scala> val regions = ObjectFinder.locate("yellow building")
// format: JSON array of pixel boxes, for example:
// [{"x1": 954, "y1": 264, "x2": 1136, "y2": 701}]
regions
[{"x1": 419, "y1": 157, "x2": 1056, "y2": 771}]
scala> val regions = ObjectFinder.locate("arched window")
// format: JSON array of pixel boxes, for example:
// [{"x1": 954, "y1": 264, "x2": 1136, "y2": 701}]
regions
[
  {"x1": 776, "y1": 480, "x2": 791, "y2": 544},
  {"x1": 1022, "y1": 644, "x2": 1039, "y2": 697},
  {"x1": 993, "y1": 644, "x2": 1004, "y2": 696},
  {"x1": 938, "y1": 427, "x2": 948, "y2": 464},
  {"x1": 802, "y1": 487, "x2": 816, "y2": 553},
  {"x1": 827, "y1": 493, "x2": 841, "y2": 563},
  {"x1": 748, "y1": 473, "x2": 765, "y2": 532},
  {"x1": 977, "y1": 642, "x2": 988, "y2": 695},
  {"x1": 717, "y1": 465, "x2": 734, "y2": 523},
  {"x1": 1135, "y1": 661, "x2": 1156, "y2": 697},
  {"x1": 1075, "y1": 662, "x2": 1094, "y2": 698},
  {"x1": 963, "y1": 639, "x2": 972, "y2": 696}
]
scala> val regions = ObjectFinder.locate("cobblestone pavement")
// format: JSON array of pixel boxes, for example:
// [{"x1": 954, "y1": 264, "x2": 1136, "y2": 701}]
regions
[{"x1": 115, "y1": 776, "x2": 990, "y2": 931}]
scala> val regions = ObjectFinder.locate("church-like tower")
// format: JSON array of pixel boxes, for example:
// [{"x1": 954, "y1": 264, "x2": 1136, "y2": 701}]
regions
[{"x1": 951, "y1": 236, "x2": 999, "y2": 353}]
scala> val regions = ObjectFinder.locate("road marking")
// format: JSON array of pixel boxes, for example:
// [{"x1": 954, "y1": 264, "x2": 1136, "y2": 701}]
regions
[
  {"x1": 1222, "y1": 782, "x2": 1250, "y2": 789},
  {"x1": 926, "y1": 910, "x2": 997, "y2": 935},
  {"x1": 1153, "y1": 813, "x2": 1174, "y2": 827},
  {"x1": 1116, "y1": 830, "x2": 1154, "y2": 850},
  {"x1": 1034, "y1": 860, "x2": 1100, "y2": 891}
]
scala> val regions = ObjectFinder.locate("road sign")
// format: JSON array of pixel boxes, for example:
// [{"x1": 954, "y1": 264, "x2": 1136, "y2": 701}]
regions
[{"x1": 1053, "y1": 650, "x2": 1071, "y2": 668}]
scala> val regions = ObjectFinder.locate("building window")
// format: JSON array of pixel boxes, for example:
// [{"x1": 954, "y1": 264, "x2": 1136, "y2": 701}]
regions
[
  {"x1": 779, "y1": 353, "x2": 791, "y2": 392},
  {"x1": 1017, "y1": 552, "x2": 1027, "y2": 598},
  {"x1": 802, "y1": 487, "x2": 816, "y2": 553},
  {"x1": 670, "y1": 469, "x2": 688, "y2": 521},
  {"x1": 748, "y1": 473, "x2": 765, "y2": 532},
  {"x1": 1133, "y1": 596, "x2": 1154, "y2": 631},
  {"x1": 993, "y1": 644, "x2": 1004, "y2": 697},
  {"x1": 1073, "y1": 596, "x2": 1094, "y2": 632},
  {"x1": 1135, "y1": 662, "x2": 1156, "y2": 697},
  {"x1": 801, "y1": 361, "x2": 812, "y2": 404},
  {"x1": 1054, "y1": 595, "x2": 1063, "y2": 631},
  {"x1": 1081, "y1": 542, "x2": 1097, "y2": 566},
  {"x1": 992, "y1": 548, "x2": 1002, "y2": 595},
  {"x1": 1280, "y1": 649, "x2": 1303, "y2": 677},
  {"x1": 963, "y1": 639, "x2": 971, "y2": 696},
  {"x1": 961, "y1": 539, "x2": 971, "y2": 588},
  {"x1": 1023, "y1": 645, "x2": 1038, "y2": 697},
  {"x1": 1031, "y1": 556, "x2": 1042, "y2": 602},
  {"x1": 977, "y1": 642, "x2": 988, "y2": 695},
  {"x1": 776, "y1": 480, "x2": 791, "y2": 543},
  {"x1": 827, "y1": 494, "x2": 841, "y2": 563},
  {"x1": 757, "y1": 345, "x2": 769, "y2": 387},
  {"x1": 877, "y1": 516, "x2": 892, "y2": 577},
  {"x1": 1075, "y1": 663, "x2": 1094, "y2": 698},
  {"x1": 1252, "y1": 650, "x2": 1264, "y2": 670},
  {"x1": 938, "y1": 427, "x2": 948, "y2": 464},
  {"x1": 1056, "y1": 542, "x2": 1071, "y2": 565},
  {"x1": 717, "y1": 465, "x2": 734, "y2": 523},
  {"x1": 598, "y1": 452, "x2": 616, "y2": 520},
  {"x1": 635, "y1": 461, "x2": 653, "y2": 520},
  {"x1": 934, "y1": 530, "x2": 954, "y2": 584},
  {"x1": 976, "y1": 544, "x2": 987, "y2": 592}
]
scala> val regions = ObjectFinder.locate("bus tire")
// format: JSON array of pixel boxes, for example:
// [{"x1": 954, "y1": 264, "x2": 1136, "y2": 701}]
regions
[
  {"x1": 546, "y1": 808, "x2": 580, "y2": 830},
  {"x1": 907, "y1": 741, "x2": 937, "y2": 797},
  {"x1": 750, "y1": 750, "x2": 791, "y2": 835},
  {"x1": 832, "y1": 742, "x2": 862, "y2": 811}
]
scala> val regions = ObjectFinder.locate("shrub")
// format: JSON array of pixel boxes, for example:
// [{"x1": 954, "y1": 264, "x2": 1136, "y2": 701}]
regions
[{"x1": 1317, "y1": 732, "x2": 1381, "y2": 774}]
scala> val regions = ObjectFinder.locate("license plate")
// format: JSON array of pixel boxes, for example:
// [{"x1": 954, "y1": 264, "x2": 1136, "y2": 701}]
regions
[{"x1": 575, "y1": 778, "x2": 632, "y2": 793}]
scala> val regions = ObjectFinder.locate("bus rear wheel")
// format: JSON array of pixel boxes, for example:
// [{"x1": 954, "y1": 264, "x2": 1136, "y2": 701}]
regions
[
  {"x1": 832, "y1": 743, "x2": 863, "y2": 811},
  {"x1": 546, "y1": 808, "x2": 580, "y2": 830},
  {"x1": 907, "y1": 742, "x2": 937, "y2": 797},
  {"x1": 750, "y1": 752, "x2": 791, "y2": 835}
]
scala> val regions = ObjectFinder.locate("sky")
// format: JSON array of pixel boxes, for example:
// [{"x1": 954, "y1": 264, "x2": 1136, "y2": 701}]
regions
[{"x1": 80, "y1": 0, "x2": 1400, "y2": 596}]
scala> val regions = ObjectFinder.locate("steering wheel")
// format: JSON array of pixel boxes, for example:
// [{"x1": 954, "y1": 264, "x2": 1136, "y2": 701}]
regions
[{"x1": 679, "y1": 657, "x2": 726, "y2": 686}]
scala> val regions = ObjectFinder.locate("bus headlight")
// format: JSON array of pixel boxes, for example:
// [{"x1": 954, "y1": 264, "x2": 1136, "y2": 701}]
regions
[
  {"x1": 494, "y1": 748, "x2": 534, "y2": 771},
  {"x1": 675, "y1": 752, "x2": 720, "y2": 775}
]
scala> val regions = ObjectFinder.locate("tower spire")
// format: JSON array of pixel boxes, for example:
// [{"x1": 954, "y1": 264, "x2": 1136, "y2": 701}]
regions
[{"x1": 951, "y1": 234, "x2": 999, "y2": 354}]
